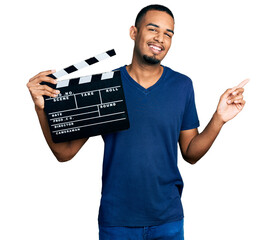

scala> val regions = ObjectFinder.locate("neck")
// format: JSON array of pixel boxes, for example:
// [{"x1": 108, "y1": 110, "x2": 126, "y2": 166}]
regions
[{"x1": 126, "y1": 55, "x2": 163, "y2": 89}]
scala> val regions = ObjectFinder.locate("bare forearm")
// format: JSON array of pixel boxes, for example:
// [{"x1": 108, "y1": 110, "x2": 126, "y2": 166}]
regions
[
  {"x1": 185, "y1": 112, "x2": 224, "y2": 164},
  {"x1": 181, "y1": 79, "x2": 248, "y2": 164},
  {"x1": 28, "y1": 70, "x2": 88, "y2": 162},
  {"x1": 35, "y1": 107, "x2": 85, "y2": 162},
  {"x1": 35, "y1": 107, "x2": 70, "y2": 160}
]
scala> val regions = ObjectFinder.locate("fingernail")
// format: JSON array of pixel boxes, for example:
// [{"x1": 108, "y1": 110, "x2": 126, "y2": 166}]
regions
[
  {"x1": 55, "y1": 90, "x2": 60, "y2": 94},
  {"x1": 232, "y1": 92, "x2": 237, "y2": 96},
  {"x1": 52, "y1": 69, "x2": 56, "y2": 73},
  {"x1": 227, "y1": 100, "x2": 232, "y2": 104}
]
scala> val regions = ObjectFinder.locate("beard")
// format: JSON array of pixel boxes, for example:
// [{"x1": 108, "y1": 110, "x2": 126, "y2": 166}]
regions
[{"x1": 143, "y1": 55, "x2": 160, "y2": 65}]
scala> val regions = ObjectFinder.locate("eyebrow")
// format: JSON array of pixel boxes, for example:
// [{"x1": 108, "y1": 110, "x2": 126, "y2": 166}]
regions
[{"x1": 146, "y1": 23, "x2": 174, "y2": 34}]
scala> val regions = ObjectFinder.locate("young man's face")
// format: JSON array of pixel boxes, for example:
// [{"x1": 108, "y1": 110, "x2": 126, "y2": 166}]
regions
[{"x1": 132, "y1": 10, "x2": 175, "y2": 65}]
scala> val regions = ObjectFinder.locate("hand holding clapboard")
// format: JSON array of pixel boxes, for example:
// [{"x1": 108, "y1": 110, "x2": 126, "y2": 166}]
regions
[{"x1": 31, "y1": 49, "x2": 130, "y2": 143}]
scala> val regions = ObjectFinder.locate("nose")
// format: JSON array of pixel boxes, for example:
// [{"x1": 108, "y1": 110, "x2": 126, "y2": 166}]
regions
[{"x1": 154, "y1": 32, "x2": 164, "y2": 43}]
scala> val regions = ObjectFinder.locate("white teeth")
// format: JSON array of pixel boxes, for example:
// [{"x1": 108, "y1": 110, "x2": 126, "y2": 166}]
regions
[{"x1": 149, "y1": 45, "x2": 161, "y2": 51}]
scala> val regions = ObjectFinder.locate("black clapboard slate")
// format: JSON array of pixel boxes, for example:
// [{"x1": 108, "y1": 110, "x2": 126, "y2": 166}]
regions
[{"x1": 42, "y1": 49, "x2": 129, "y2": 143}]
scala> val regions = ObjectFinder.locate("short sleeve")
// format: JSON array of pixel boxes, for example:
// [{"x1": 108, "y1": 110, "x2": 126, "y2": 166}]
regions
[{"x1": 180, "y1": 82, "x2": 200, "y2": 131}]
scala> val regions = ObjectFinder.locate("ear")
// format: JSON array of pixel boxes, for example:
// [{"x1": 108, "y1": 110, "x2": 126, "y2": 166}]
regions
[{"x1": 129, "y1": 26, "x2": 138, "y2": 40}]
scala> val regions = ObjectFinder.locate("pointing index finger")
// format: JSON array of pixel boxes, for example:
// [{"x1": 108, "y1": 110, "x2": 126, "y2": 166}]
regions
[{"x1": 236, "y1": 78, "x2": 250, "y2": 88}]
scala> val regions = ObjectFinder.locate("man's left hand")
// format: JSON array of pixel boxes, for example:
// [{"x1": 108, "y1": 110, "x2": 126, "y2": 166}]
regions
[{"x1": 216, "y1": 79, "x2": 249, "y2": 123}]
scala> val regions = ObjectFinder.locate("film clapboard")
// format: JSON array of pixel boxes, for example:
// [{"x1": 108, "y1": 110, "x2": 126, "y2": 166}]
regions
[{"x1": 42, "y1": 49, "x2": 130, "y2": 143}]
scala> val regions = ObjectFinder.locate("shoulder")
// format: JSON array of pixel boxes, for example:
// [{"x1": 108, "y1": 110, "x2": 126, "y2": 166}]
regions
[
  {"x1": 114, "y1": 65, "x2": 125, "y2": 72},
  {"x1": 163, "y1": 66, "x2": 194, "y2": 88},
  {"x1": 118, "y1": 65, "x2": 128, "y2": 78}
]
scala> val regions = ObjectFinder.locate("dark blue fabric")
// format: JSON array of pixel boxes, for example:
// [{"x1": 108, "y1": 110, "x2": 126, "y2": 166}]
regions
[
  {"x1": 99, "y1": 219, "x2": 184, "y2": 240},
  {"x1": 99, "y1": 66, "x2": 199, "y2": 227}
]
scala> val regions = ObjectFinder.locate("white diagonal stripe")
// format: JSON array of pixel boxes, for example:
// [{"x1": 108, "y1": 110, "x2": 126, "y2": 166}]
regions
[
  {"x1": 74, "y1": 60, "x2": 89, "y2": 70},
  {"x1": 56, "y1": 79, "x2": 70, "y2": 88},
  {"x1": 101, "y1": 71, "x2": 114, "y2": 80},
  {"x1": 53, "y1": 69, "x2": 68, "y2": 79},
  {"x1": 79, "y1": 75, "x2": 92, "y2": 84},
  {"x1": 95, "y1": 52, "x2": 110, "y2": 61}
]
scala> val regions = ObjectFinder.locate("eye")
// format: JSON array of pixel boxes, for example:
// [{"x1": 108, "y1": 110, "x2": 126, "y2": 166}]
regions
[
  {"x1": 165, "y1": 33, "x2": 172, "y2": 38},
  {"x1": 149, "y1": 28, "x2": 157, "y2": 32}
]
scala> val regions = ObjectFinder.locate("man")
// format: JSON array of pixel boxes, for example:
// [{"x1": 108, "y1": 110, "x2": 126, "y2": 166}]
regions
[{"x1": 27, "y1": 4, "x2": 248, "y2": 240}]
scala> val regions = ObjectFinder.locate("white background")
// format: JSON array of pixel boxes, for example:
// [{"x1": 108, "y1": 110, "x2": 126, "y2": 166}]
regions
[{"x1": 1, "y1": 0, "x2": 275, "y2": 239}]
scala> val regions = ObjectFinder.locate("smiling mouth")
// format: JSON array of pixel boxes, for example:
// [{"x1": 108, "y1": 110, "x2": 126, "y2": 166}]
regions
[{"x1": 148, "y1": 44, "x2": 164, "y2": 54}]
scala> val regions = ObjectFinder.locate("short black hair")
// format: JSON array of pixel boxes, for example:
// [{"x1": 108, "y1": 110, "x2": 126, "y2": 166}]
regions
[{"x1": 135, "y1": 4, "x2": 174, "y2": 28}]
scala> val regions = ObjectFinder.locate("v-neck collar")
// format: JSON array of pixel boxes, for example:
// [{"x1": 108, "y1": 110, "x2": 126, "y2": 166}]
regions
[{"x1": 121, "y1": 65, "x2": 167, "y2": 95}]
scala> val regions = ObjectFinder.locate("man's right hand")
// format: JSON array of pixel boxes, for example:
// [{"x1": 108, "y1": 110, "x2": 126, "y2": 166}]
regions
[
  {"x1": 26, "y1": 70, "x2": 60, "y2": 110},
  {"x1": 27, "y1": 70, "x2": 89, "y2": 162}
]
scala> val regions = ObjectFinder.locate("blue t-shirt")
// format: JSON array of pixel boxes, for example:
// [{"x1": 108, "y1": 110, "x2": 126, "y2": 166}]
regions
[{"x1": 98, "y1": 65, "x2": 200, "y2": 227}]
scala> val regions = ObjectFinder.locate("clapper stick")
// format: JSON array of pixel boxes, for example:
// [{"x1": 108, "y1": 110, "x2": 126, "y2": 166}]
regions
[
  {"x1": 47, "y1": 49, "x2": 116, "y2": 80},
  {"x1": 43, "y1": 49, "x2": 130, "y2": 143}
]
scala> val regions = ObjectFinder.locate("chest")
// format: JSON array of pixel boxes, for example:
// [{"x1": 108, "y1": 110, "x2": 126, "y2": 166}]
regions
[{"x1": 124, "y1": 83, "x2": 188, "y2": 133}]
